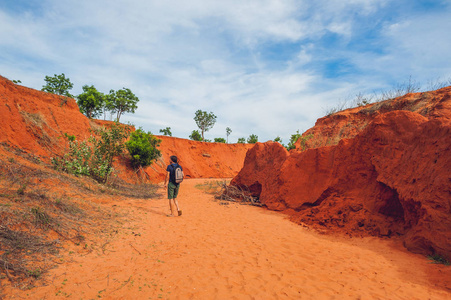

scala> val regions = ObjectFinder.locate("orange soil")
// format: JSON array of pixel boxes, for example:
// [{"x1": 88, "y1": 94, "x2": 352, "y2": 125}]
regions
[
  {"x1": 232, "y1": 87, "x2": 451, "y2": 259},
  {"x1": 3, "y1": 179, "x2": 450, "y2": 299}
]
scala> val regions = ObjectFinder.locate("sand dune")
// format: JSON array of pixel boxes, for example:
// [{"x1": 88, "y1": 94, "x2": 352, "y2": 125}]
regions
[{"x1": 4, "y1": 179, "x2": 450, "y2": 299}]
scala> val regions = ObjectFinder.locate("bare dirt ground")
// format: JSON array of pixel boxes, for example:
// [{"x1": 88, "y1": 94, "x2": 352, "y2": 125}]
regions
[{"x1": 3, "y1": 179, "x2": 450, "y2": 299}]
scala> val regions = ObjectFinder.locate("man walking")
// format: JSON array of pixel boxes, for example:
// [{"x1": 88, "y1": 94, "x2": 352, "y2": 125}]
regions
[{"x1": 164, "y1": 155, "x2": 183, "y2": 217}]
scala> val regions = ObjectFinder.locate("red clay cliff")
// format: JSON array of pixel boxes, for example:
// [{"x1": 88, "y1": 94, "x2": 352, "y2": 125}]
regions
[
  {"x1": 231, "y1": 87, "x2": 451, "y2": 258},
  {"x1": 0, "y1": 76, "x2": 252, "y2": 182}
]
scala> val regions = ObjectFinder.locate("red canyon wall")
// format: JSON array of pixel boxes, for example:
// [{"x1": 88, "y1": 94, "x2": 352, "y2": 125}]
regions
[{"x1": 231, "y1": 87, "x2": 451, "y2": 258}]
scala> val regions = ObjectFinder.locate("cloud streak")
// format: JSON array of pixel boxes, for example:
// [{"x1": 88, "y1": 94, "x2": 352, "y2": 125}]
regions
[{"x1": 1, "y1": 0, "x2": 450, "y2": 143}]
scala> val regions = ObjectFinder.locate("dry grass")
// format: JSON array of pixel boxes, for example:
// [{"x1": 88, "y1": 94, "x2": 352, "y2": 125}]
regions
[
  {"x1": 0, "y1": 143, "x2": 159, "y2": 290},
  {"x1": 214, "y1": 182, "x2": 264, "y2": 207},
  {"x1": 195, "y1": 180, "x2": 227, "y2": 194},
  {"x1": 20, "y1": 111, "x2": 59, "y2": 152}
]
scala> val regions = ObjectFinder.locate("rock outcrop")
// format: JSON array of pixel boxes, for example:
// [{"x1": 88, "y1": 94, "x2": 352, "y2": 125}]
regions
[{"x1": 231, "y1": 87, "x2": 451, "y2": 258}]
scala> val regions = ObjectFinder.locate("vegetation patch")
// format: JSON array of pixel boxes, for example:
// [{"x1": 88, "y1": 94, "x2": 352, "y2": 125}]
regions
[{"x1": 428, "y1": 254, "x2": 450, "y2": 266}]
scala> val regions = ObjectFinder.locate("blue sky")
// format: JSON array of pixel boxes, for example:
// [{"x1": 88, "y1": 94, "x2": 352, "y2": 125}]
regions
[{"x1": 1, "y1": 0, "x2": 450, "y2": 143}]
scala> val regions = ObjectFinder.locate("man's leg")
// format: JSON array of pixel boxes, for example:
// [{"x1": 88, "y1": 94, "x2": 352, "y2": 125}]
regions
[
  {"x1": 167, "y1": 183, "x2": 176, "y2": 216},
  {"x1": 173, "y1": 184, "x2": 182, "y2": 216},
  {"x1": 168, "y1": 199, "x2": 175, "y2": 216}
]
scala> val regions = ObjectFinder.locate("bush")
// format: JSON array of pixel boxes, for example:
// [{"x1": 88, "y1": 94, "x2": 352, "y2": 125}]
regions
[
  {"x1": 189, "y1": 130, "x2": 202, "y2": 141},
  {"x1": 214, "y1": 137, "x2": 226, "y2": 143},
  {"x1": 286, "y1": 130, "x2": 301, "y2": 150},
  {"x1": 247, "y1": 134, "x2": 258, "y2": 144},
  {"x1": 237, "y1": 137, "x2": 246, "y2": 143},
  {"x1": 126, "y1": 128, "x2": 161, "y2": 168},
  {"x1": 52, "y1": 123, "x2": 131, "y2": 183},
  {"x1": 286, "y1": 130, "x2": 313, "y2": 151}
]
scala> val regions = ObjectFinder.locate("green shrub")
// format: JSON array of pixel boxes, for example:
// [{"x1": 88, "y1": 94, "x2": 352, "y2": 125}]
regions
[
  {"x1": 247, "y1": 134, "x2": 258, "y2": 144},
  {"x1": 286, "y1": 130, "x2": 313, "y2": 151},
  {"x1": 189, "y1": 130, "x2": 202, "y2": 141},
  {"x1": 214, "y1": 137, "x2": 226, "y2": 143},
  {"x1": 126, "y1": 128, "x2": 161, "y2": 168},
  {"x1": 52, "y1": 123, "x2": 130, "y2": 183},
  {"x1": 428, "y1": 254, "x2": 450, "y2": 265}
]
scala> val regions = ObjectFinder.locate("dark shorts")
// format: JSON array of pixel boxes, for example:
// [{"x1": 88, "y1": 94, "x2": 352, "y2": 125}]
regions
[{"x1": 167, "y1": 182, "x2": 180, "y2": 199}]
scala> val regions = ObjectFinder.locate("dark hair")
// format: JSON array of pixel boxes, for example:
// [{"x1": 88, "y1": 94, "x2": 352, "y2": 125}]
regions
[{"x1": 170, "y1": 155, "x2": 178, "y2": 163}]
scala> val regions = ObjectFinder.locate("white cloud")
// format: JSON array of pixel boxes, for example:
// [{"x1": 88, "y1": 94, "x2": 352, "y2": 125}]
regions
[{"x1": 1, "y1": 0, "x2": 451, "y2": 144}]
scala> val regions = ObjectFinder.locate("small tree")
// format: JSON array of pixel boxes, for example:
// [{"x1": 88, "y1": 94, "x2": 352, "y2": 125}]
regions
[
  {"x1": 159, "y1": 127, "x2": 172, "y2": 136},
  {"x1": 194, "y1": 110, "x2": 217, "y2": 141},
  {"x1": 274, "y1": 136, "x2": 282, "y2": 143},
  {"x1": 226, "y1": 127, "x2": 232, "y2": 143},
  {"x1": 247, "y1": 134, "x2": 258, "y2": 144},
  {"x1": 237, "y1": 137, "x2": 246, "y2": 143},
  {"x1": 42, "y1": 73, "x2": 74, "y2": 98},
  {"x1": 214, "y1": 137, "x2": 226, "y2": 143},
  {"x1": 189, "y1": 130, "x2": 202, "y2": 141},
  {"x1": 126, "y1": 128, "x2": 161, "y2": 168},
  {"x1": 106, "y1": 88, "x2": 139, "y2": 122},
  {"x1": 77, "y1": 85, "x2": 105, "y2": 118}
]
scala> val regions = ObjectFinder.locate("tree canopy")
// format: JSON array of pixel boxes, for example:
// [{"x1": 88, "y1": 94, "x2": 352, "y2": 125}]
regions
[
  {"x1": 76, "y1": 85, "x2": 105, "y2": 118},
  {"x1": 226, "y1": 127, "x2": 232, "y2": 143},
  {"x1": 194, "y1": 110, "x2": 217, "y2": 141},
  {"x1": 42, "y1": 73, "x2": 74, "y2": 98},
  {"x1": 106, "y1": 88, "x2": 139, "y2": 122},
  {"x1": 247, "y1": 134, "x2": 258, "y2": 144},
  {"x1": 159, "y1": 127, "x2": 172, "y2": 136}
]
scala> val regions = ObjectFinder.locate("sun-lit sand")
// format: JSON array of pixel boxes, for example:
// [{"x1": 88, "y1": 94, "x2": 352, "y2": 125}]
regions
[{"x1": 3, "y1": 179, "x2": 450, "y2": 299}]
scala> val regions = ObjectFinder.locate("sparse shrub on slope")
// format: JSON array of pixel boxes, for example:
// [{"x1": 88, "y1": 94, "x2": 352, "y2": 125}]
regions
[
  {"x1": 189, "y1": 130, "x2": 202, "y2": 141},
  {"x1": 126, "y1": 128, "x2": 161, "y2": 168},
  {"x1": 52, "y1": 122, "x2": 131, "y2": 183}
]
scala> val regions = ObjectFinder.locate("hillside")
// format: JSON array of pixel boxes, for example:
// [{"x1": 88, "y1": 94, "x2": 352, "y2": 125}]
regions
[
  {"x1": 0, "y1": 76, "x2": 252, "y2": 182},
  {"x1": 231, "y1": 86, "x2": 451, "y2": 258}
]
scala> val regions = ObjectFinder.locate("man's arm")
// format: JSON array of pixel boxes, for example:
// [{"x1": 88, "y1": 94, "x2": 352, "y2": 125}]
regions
[{"x1": 164, "y1": 171, "x2": 170, "y2": 187}]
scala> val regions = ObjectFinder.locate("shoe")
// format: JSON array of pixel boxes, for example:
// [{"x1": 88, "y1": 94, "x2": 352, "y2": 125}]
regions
[{"x1": 178, "y1": 210, "x2": 182, "y2": 216}]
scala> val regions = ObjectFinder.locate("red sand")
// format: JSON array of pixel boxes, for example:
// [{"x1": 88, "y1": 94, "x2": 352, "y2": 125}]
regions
[{"x1": 3, "y1": 179, "x2": 450, "y2": 299}]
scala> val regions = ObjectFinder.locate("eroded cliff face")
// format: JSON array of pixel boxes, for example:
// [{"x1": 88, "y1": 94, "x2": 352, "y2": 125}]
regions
[
  {"x1": 231, "y1": 87, "x2": 451, "y2": 258},
  {"x1": 0, "y1": 76, "x2": 252, "y2": 182},
  {"x1": 0, "y1": 76, "x2": 92, "y2": 158},
  {"x1": 140, "y1": 136, "x2": 254, "y2": 182}
]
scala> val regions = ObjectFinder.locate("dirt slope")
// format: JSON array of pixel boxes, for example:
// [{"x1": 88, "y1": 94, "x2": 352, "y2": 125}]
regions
[
  {"x1": 231, "y1": 87, "x2": 451, "y2": 258},
  {"x1": 3, "y1": 179, "x2": 450, "y2": 299},
  {"x1": 0, "y1": 76, "x2": 91, "y2": 158}
]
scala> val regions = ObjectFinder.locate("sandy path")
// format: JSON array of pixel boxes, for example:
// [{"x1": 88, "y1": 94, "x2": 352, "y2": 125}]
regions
[{"x1": 4, "y1": 179, "x2": 450, "y2": 299}]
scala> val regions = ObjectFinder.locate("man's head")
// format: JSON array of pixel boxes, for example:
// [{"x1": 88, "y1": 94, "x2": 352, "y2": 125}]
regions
[{"x1": 170, "y1": 155, "x2": 178, "y2": 163}]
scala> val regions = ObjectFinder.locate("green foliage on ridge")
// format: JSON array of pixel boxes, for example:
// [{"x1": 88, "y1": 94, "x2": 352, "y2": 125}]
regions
[{"x1": 126, "y1": 128, "x2": 161, "y2": 168}]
